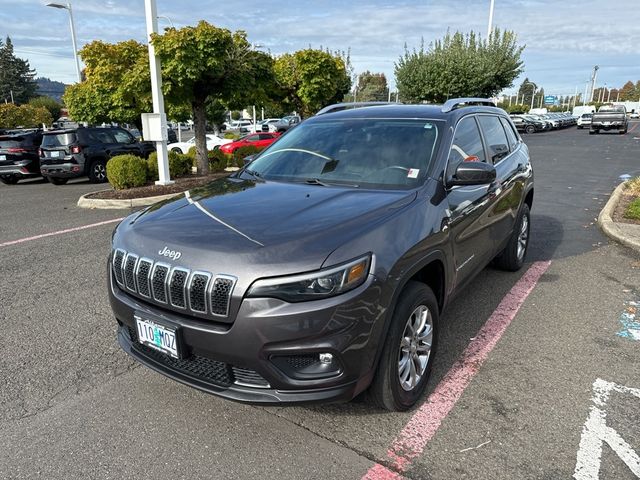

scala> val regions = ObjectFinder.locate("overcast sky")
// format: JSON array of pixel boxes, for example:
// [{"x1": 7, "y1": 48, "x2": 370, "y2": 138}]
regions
[{"x1": 3, "y1": 0, "x2": 640, "y2": 97}]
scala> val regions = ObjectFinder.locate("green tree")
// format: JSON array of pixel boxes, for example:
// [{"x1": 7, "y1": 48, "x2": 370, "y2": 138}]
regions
[
  {"x1": 517, "y1": 78, "x2": 537, "y2": 107},
  {"x1": 396, "y1": 29, "x2": 524, "y2": 103},
  {"x1": 355, "y1": 71, "x2": 388, "y2": 102},
  {"x1": 619, "y1": 81, "x2": 636, "y2": 101},
  {"x1": 274, "y1": 48, "x2": 351, "y2": 117},
  {"x1": 0, "y1": 103, "x2": 52, "y2": 128},
  {"x1": 28, "y1": 96, "x2": 62, "y2": 121},
  {"x1": 0, "y1": 37, "x2": 37, "y2": 104},
  {"x1": 152, "y1": 21, "x2": 276, "y2": 174},
  {"x1": 64, "y1": 40, "x2": 152, "y2": 126}
]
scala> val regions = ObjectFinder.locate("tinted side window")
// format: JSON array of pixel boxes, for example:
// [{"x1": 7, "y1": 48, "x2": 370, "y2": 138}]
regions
[
  {"x1": 87, "y1": 129, "x2": 116, "y2": 144},
  {"x1": 447, "y1": 116, "x2": 486, "y2": 179},
  {"x1": 113, "y1": 129, "x2": 134, "y2": 144},
  {"x1": 499, "y1": 117, "x2": 519, "y2": 151},
  {"x1": 478, "y1": 115, "x2": 510, "y2": 164},
  {"x1": 258, "y1": 134, "x2": 273, "y2": 140}
]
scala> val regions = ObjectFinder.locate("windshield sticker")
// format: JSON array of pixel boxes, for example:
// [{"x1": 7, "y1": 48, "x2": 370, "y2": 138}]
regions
[
  {"x1": 424, "y1": 123, "x2": 434, "y2": 129},
  {"x1": 407, "y1": 168, "x2": 420, "y2": 178}
]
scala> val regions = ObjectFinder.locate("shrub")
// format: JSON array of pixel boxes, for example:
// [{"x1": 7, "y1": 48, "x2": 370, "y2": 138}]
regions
[
  {"x1": 107, "y1": 154, "x2": 148, "y2": 190},
  {"x1": 147, "y1": 150, "x2": 192, "y2": 181},
  {"x1": 624, "y1": 197, "x2": 640, "y2": 221},
  {"x1": 626, "y1": 176, "x2": 640, "y2": 196},
  {"x1": 232, "y1": 145, "x2": 264, "y2": 168},
  {"x1": 208, "y1": 149, "x2": 229, "y2": 172},
  {"x1": 224, "y1": 132, "x2": 239, "y2": 140}
]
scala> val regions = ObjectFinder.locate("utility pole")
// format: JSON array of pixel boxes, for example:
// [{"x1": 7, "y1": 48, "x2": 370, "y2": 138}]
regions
[
  {"x1": 530, "y1": 83, "x2": 536, "y2": 110},
  {"x1": 583, "y1": 81, "x2": 589, "y2": 106},
  {"x1": 487, "y1": 0, "x2": 495, "y2": 40},
  {"x1": 572, "y1": 86, "x2": 578, "y2": 109},
  {"x1": 144, "y1": 0, "x2": 172, "y2": 185}
]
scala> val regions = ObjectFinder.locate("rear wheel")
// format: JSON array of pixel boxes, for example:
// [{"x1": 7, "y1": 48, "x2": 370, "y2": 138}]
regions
[
  {"x1": 368, "y1": 282, "x2": 438, "y2": 411},
  {"x1": 495, "y1": 203, "x2": 530, "y2": 271},
  {"x1": 89, "y1": 159, "x2": 107, "y2": 183},
  {"x1": 49, "y1": 177, "x2": 68, "y2": 185},
  {"x1": 0, "y1": 175, "x2": 19, "y2": 185},
  {"x1": 525, "y1": 125, "x2": 536, "y2": 134},
  {"x1": 171, "y1": 147, "x2": 183, "y2": 153}
]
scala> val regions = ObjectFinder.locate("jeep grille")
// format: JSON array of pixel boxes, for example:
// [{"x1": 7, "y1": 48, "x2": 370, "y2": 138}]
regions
[{"x1": 112, "y1": 248, "x2": 236, "y2": 319}]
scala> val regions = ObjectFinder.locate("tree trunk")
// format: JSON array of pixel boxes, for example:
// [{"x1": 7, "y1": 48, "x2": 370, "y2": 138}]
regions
[{"x1": 192, "y1": 95, "x2": 209, "y2": 175}]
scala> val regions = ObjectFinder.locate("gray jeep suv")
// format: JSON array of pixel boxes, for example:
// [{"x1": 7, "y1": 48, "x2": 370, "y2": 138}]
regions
[{"x1": 108, "y1": 99, "x2": 534, "y2": 411}]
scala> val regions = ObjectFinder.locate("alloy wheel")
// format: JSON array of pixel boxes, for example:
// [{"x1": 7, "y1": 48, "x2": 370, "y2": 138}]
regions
[
  {"x1": 398, "y1": 305, "x2": 433, "y2": 391},
  {"x1": 517, "y1": 214, "x2": 529, "y2": 260}
]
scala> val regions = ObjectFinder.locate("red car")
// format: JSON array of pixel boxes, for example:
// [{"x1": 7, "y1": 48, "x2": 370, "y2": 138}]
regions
[{"x1": 219, "y1": 132, "x2": 280, "y2": 154}]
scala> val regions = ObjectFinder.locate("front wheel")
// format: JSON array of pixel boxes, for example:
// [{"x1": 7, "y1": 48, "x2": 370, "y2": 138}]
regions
[
  {"x1": 619, "y1": 128, "x2": 627, "y2": 135},
  {"x1": 89, "y1": 159, "x2": 107, "y2": 183},
  {"x1": 367, "y1": 282, "x2": 438, "y2": 411},
  {"x1": 525, "y1": 125, "x2": 536, "y2": 134},
  {"x1": 495, "y1": 203, "x2": 530, "y2": 271},
  {"x1": 171, "y1": 147, "x2": 183, "y2": 154}
]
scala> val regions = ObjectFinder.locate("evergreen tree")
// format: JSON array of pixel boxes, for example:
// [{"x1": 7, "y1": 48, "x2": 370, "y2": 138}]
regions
[{"x1": 0, "y1": 37, "x2": 37, "y2": 104}]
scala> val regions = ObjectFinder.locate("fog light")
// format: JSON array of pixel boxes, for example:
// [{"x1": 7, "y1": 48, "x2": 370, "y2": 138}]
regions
[{"x1": 319, "y1": 353, "x2": 333, "y2": 364}]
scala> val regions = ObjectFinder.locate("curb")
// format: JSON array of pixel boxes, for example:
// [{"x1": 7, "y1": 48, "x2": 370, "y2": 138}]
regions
[
  {"x1": 597, "y1": 181, "x2": 640, "y2": 252},
  {"x1": 78, "y1": 190, "x2": 182, "y2": 209}
]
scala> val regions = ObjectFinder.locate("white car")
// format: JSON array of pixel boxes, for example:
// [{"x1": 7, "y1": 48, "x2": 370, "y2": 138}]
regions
[
  {"x1": 167, "y1": 135, "x2": 231, "y2": 154},
  {"x1": 577, "y1": 114, "x2": 593, "y2": 129},
  {"x1": 240, "y1": 118, "x2": 281, "y2": 134},
  {"x1": 630, "y1": 112, "x2": 640, "y2": 119}
]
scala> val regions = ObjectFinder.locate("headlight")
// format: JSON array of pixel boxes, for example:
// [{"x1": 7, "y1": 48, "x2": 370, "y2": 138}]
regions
[{"x1": 247, "y1": 254, "x2": 371, "y2": 302}]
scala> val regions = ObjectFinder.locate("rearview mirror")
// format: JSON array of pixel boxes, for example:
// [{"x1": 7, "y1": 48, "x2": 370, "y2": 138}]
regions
[{"x1": 448, "y1": 161, "x2": 496, "y2": 187}]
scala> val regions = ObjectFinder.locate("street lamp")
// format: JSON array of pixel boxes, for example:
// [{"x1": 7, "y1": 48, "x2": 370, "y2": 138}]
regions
[
  {"x1": 157, "y1": 15, "x2": 174, "y2": 28},
  {"x1": 487, "y1": 0, "x2": 495, "y2": 39},
  {"x1": 523, "y1": 81, "x2": 536, "y2": 110},
  {"x1": 46, "y1": 2, "x2": 82, "y2": 83}
]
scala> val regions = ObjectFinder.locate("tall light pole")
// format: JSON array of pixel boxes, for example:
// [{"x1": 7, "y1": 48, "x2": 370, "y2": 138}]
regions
[
  {"x1": 487, "y1": 0, "x2": 496, "y2": 39},
  {"x1": 46, "y1": 2, "x2": 82, "y2": 82},
  {"x1": 144, "y1": 0, "x2": 172, "y2": 185},
  {"x1": 589, "y1": 65, "x2": 599, "y2": 103}
]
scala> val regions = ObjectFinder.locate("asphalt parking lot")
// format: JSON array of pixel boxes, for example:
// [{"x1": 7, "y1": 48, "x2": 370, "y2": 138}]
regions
[{"x1": 1, "y1": 123, "x2": 639, "y2": 479}]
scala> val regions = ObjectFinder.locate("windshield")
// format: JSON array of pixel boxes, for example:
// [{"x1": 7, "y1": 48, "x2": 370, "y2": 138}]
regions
[
  {"x1": 246, "y1": 118, "x2": 442, "y2": 190},
  {"x1": 42, "y1": 133, "x2": 76, "y2": 147},
  {"x1": 599, "y1": 106, "x2": 625, "y2": 113}
]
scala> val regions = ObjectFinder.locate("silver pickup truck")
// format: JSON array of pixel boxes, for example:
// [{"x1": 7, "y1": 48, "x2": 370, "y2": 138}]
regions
[{"x1": 590, "y1": 105, "x2": 628, "y2": 134}]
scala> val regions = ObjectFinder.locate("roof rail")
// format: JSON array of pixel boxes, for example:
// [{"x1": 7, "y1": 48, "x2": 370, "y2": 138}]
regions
[
  {"x1": 316, "y1": 101, "x2": 400, "y2": 116},
  {"x1": 441, "y1": 98, "x2": 496, "y2": 113}
]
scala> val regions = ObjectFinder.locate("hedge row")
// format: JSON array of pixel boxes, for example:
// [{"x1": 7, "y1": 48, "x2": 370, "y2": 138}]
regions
[{"x1": 106, "y1": 146, "x2": 267, "y2": 190}]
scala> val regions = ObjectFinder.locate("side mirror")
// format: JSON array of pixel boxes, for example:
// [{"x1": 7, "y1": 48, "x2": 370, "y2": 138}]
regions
[
  {"x1": 448, "y1": 160, "x2": 496, "y2": 187},
  {"x1": 243, "y1": 154, "x2": 257, "y2": 166}
]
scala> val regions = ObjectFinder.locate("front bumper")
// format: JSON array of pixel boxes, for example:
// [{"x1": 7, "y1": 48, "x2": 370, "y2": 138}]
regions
[{"x1": 109, "y1": 264, "x2": 385, "y2": 405}]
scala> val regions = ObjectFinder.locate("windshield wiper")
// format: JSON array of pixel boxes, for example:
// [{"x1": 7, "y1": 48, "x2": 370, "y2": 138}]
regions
[
  {"x1": 240, "y1": 169, "x2": 264, "y2": 181},
  {"x1": 304, "y1": 178, "x2": 359, "y2": 188}
]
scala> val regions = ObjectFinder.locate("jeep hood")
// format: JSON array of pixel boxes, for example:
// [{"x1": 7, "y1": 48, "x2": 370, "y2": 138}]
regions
[{"x1": 114, "y1": 177, "x2": 416, "y2": 277}]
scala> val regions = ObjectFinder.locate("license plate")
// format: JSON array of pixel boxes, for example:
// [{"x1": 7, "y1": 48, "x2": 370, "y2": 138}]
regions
[
  {"x1": 135, "y1": 315, "x2": 179, "y2": 358},
  {"x1": 0, "y1": 155, "x2": 5, "y2": 161},
  {"x1": 50, "y1": 151, "x2": 60, "y2": 158}
]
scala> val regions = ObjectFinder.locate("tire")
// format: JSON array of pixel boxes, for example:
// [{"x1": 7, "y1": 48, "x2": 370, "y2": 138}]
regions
[
  {"x1": 0, "y1": 175, "x2": 19, "y2": 185},
  {"x1": 589, "y1": 129, "x2": 596, "y2": 135},
  {"x1": 619, "y1": 128, "x2": 627, "y2": 135},
  {"x1": 89, "y1": 159, "x2": 107, "y2": 183},
  {"x1": 49, "y1": 177, "x2": 68, "y2": 185},
  {"x1": 577, "y1": 126, "x2": 582, "y2": 129},
  {"x1": 495, "y1": 203, "x2": 530, "y2": 271},
  {"x1": 367, "y1": 281, "x2": 439, "y2": 411},
  {"x1": 525, "y1": 125, "x2": 536, "y2": 134},
  {"x1": 171, "y1": 147, "x2": 183, "y2": 154}
]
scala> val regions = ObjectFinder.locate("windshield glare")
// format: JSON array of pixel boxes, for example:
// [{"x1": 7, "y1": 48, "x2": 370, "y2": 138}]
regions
[
  {"x1": 42, "y1": 133, "x2": 76, "y2": 147},
  {"x1": 247, "y1": 118, "x2": 441, "y2": 189}
]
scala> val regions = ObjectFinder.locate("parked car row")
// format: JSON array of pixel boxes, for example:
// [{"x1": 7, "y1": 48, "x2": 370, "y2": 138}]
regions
[
  {"x1": 509, "y1": 112, "x2": 577, "y2": 134},
  {"x1": 226, "y1": 115, "x2": 302, "y2": 135}
]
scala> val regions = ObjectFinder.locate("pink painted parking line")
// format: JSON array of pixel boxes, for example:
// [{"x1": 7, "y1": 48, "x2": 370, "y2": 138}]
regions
[
  {"x1": 0, "y1": 218, "x2": 124, "y2": 248},
  {"x1": 362, "y1": 260, "x2": 552, "y2": 479}
]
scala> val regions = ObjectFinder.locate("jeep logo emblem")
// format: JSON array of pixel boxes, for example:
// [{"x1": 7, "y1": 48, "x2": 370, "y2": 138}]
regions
[{"x1": 158, "y1": 246, "x2": 182, "y2": 261}]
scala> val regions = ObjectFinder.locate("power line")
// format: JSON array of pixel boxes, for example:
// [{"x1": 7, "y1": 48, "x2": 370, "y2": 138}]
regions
[{"x1": 14, "y1": 48, "x2": 73, "y2": 59}]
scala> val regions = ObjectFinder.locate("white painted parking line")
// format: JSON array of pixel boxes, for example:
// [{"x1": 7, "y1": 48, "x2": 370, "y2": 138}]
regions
[
  {"x1": 0, "y1": 218, "x2": 124, "y2": 248},
  {"x1": 574, "y1": 379, "x2": 640, "y2": 479}
]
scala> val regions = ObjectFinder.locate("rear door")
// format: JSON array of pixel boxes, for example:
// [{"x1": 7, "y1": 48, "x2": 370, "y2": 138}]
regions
[
  {"x1": 477, "y1": 115, "x2": 525, "y2": 252},
  {"x1": 446, "y1": 115, "x2": 501, "y2": 287},
  {"x1": 111, "y1": 129, "x2": 140, "y2": 156}
]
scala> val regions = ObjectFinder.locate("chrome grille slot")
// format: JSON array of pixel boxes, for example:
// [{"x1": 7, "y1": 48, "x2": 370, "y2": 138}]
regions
[
  {"x1": 169, "y1": 268, "x2": 189, "y2": 309},
  {"x1": 210, "y1": 276, "x2": 235, "y2": 316},
  {"x1": 151, "y1": 264, "x2": 169, "y2": 303},
  {"x1": 113, "y1": 249, "x2": 125, "y2": 285},
  {"x1": 189, "y1": 272, "x2": 211, "y2": 313},
  {"x1": 124, "y1": 254, "x2": 138, "y2": 292},
  {"x1": 136, "y1": 259, "x2": 153, "y2": 298},
  {"x1": 112, "y1": 249, "x2": 234, "y2": 319}
]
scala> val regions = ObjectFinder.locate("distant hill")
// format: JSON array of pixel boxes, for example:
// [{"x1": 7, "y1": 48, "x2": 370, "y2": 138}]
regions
[{"x1": 36, "y1": 77, "x2": 67, "y2": 102}]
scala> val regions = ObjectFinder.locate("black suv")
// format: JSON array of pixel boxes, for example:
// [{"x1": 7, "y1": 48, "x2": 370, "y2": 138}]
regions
[
  {"x1": 40, "y1": 127, "x2": 155, "y2": 185},
  {"x1": 0, "y1": 129, "x2": 43, "y2": 184},
  {"x1": 108, "y1": 99, "x2": 534, "y2": 411}
]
